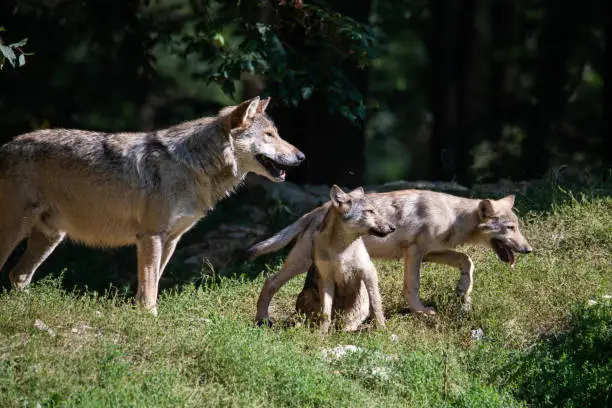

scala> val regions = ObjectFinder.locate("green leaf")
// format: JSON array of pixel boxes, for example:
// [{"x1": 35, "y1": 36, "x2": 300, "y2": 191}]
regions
[
  {"x1": 0, "y1": 44, "x2": 16, "y2": 66},
  {"x1": 8, "y1": 38, "x2": 28, "y2": 48},
  {"x1": 213, "y1": 33, "x2": 225, "y2": 48},
  {"x1": 0, "y1": 26, "x2": 5, "y2": 32},
  {"x1": 18, "y1": 53, "x2": 25, "y2": 67},
  {"x1": 301, "y1": 86, "x2": 313, "y2": 100}
]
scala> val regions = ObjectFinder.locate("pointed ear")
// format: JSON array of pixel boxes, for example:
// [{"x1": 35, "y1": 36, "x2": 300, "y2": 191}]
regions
[
  {"x1": 257, "y1": 97, "x2": 271, "y2": 113},
  {"x1": 227, "y1": 97, "x2": 260, "y2": 130},
  {"x1": 499, "y1": 194, "x2": 515, "y2": 208},
  {"x1": 478, "y1": 199, "x2": 496, "y2": 220},
  {"x1": 348, "y1": 186, "x2": 365, "y2": 198},
  {"x1": 330, "y1": 184, "x2": 349, "y2": 207}
]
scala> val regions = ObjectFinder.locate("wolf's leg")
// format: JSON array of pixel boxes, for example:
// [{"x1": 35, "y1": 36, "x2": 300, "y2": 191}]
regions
[
  {"x1": 424, "y1": 250, "x2": 474, "y2": 311},
  {"x1": 0, "y1": 194, "x2": 31, "y2": 276},
  {"x1": 0, "y1": 222, "x2": 27, "y2": 281},
  {"x1": 9, "y1": 227, "x2": 65, "y2": 289},
  {"x1": 255, "y1": 237, "x2": 313, "y2": 324},
  {"x1": 135, "y1": 233, "x2": 163, "y2": 316},
  {"x1": 157, "y1": 236, "x2": 180, "y2": 285},
  {"x1": 318, "y1": 275, "x2": 335, "y2": 334},
  {"x1": 362, "y1": 267, "x2": 386, "y2": 328},
  {"x1": 341, "y1": 281, "x2": 370, "y2": 332},
  {"x1": 402, "y1": 246, "x2": 435, "y2": 315},
  {"x1": 295, "y1": 265, "x2": 321, "y2": 320}
]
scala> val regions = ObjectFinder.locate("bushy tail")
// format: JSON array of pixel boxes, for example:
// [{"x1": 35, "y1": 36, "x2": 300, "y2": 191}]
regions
[{"x1": 246, "y1": 206, "x2": 326, "y2": 259}]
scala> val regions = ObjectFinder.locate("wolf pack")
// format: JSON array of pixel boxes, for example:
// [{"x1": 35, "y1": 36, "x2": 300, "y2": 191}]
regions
[{"x1": 0, "y1": 96, "x2": 532, "y2": 333}]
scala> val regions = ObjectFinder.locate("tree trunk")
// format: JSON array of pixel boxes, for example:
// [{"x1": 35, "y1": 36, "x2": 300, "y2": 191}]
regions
[
  {"x1": 521, "y1": 0, "x2": 575, "y2": 178},
  {"x1": 428, "y1": 0, "x2": 460, "y2": 180},
  {"x1": 489, "y1": 0, "x2": 520, "y2": 178},
  {"x1": 604, "y1": 2, "x2": 612, "y2": 167},
  {"x1": 454, "y1": 0, "x2": 479, "y2": 185}
]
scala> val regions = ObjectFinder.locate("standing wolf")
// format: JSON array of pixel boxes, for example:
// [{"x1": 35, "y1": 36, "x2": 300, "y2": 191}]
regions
[
  {"x1": 251, "y1": 190, "x2": 532, "y2": 322},
  {"x1": 0, "y1": 96, "x2": 304, "y2": 315}
]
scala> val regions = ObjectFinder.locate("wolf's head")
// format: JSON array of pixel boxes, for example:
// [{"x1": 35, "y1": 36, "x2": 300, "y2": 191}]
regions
[
  {"x1": 475, "y1": 195, "x2": 532, "y2": 268},
  {"x1": 330, "y1": 185, "x2": 396, "y2": 238},
  {"x1": 222, "y1": 96, "x2": 305, "y2": 182}
]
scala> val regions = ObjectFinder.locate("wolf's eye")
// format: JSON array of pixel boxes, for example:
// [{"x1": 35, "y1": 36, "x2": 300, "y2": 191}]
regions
[
  {"x1": 265, "y1": 132, "x2": 274, "y2": 139},
  {"x1": 506, "y1": 225, "x2": 516, "y2": 231}
]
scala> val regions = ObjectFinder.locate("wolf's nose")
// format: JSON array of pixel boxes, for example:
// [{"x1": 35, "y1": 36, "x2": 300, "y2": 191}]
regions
[
  {"x1": 295, "y1": 151, "x2": 306, "y2": 162},
  {"x1": 389, "y1": 225, "x2": 396, "y2": 233},
  {"x1": 523, "y1": 246, "x2": 532, "y2": 254}
]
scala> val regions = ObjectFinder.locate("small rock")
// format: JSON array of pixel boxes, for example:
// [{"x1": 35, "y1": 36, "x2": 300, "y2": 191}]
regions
[
  {"x1": 471, "y1": 328, "x2": 485, "y2": 341},
  {"x1": 602, "y1": 295, "x2": 611, "y2": 300},
  {"x1": 94, "y1": 311, "x2": 104, "y2": 318},
  {"x1": 370, "y1": 366, "x2": 391, "y2": 381},
  {"x1": 390, "y1": 334, "x2": 399, "y2": 342},
  {"x1": 34, "y1": 319, "x2": 56, "y2": 337},
  {"x1": 551, "y1": 233, "x2": 565, "y2": 242},
  {"x1": 321, "y1": 344, "x2": 364, "y2": 361},
  {"x1": 588, "y1": 299, "x2": 598, "y2": 306}
]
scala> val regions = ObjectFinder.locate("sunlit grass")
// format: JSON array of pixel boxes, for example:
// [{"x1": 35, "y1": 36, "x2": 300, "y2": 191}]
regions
[{"x1": 0, "y1": 192, "x2": 610, "y2": 407}]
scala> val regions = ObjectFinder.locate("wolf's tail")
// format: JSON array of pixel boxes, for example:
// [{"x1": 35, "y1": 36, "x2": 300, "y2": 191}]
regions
[{"x1": 246, "y1": 205, "x2": 327, "y2": 259}]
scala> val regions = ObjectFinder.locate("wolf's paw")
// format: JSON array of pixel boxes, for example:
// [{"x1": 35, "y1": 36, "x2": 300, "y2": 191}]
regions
[
  {"x1": 412, "y1": 306, "x2": 436, "y2": 316},
  {"x1": 255, "y1": 317, "x2": 276, "y2": 327},
  {"x1": 460, "y1": 296, "x2": 473, "y2": 313},
  {"x1": 9, "y1": 274, "x2": 32, "y2": 291}
]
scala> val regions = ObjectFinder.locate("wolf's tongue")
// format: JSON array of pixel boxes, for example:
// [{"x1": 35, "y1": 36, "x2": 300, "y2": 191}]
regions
[
  {"x1": 279, "y1": 170, "x2": 286, "y2": 180},
  {"x1": 509, "y1": 250, "x2": 515, "y2": 269}
]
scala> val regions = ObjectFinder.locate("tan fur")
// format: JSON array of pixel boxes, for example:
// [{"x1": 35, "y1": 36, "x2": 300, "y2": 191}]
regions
[
  {"x1": 0, "y1": 96, "x2": 304, "y2": 315},
  {"x1": 252, "y1": 189, "x2": 532, "y2": 321},
  {"x1": 257, "y1": 185, "x2": 395, "y2": 333}
]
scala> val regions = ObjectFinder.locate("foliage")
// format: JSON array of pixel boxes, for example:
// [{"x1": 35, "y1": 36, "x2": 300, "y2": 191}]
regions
[
  {"x1": 508, "y1": 300, "x2": 611, "y2": 407},
  {"x1": 0, "y1": 1, "x2": 608, "y2": 183},
  {"x1": 170, "y1": 1, "x2": 376, "y2": 124},
  {"x1": 0, "y1": 26, "x2": 30, "y2": 70},
  {"x1": 366, "y1": 0, "x2": 607, "y2": 182}
]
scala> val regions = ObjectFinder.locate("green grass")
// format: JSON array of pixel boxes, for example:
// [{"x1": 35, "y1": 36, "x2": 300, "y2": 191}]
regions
[{"x1": 0, "y1": 189, "x2": 611, "y2": 407}]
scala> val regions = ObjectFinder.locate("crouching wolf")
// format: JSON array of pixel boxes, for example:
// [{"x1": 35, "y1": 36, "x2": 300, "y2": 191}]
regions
[
  {"x1": 0, "y1": 96, "x2": 304, "y2": 315},
  {"x1": 257, "y1": 185, "x2": 395, "y2": 332},
  {"x1": 251, "y1": 189, "x2": 532, "y2": 321}
]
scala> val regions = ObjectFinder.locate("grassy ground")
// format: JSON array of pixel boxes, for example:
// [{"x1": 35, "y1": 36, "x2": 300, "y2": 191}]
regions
[{"x1": 0, "y1": 186, "x2": 611, "y2": 407}]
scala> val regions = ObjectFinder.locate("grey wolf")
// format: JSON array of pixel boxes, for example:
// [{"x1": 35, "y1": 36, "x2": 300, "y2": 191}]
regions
[
  {"x1": 0, "y1": 96, "x2": 304, "y2": 315},
  {"x1": 257, "y1": 185, "x2": 395, "y2": 332},
  {"x1": 251, "y1": 190, "x2": 532, "y2": 321}
]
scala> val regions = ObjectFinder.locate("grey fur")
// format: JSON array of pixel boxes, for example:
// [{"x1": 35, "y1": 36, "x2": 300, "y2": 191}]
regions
[{"x1": 0, "y1": 97, "x2": 305, "y2": 315}]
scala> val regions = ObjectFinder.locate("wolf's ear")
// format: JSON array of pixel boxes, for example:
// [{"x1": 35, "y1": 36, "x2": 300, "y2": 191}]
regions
[
  {"x1": 227, "y1": 97, "x2": 260, "y2": 130},
  {"x1": 330, "y1": 185, "x2": 352, "y2": 215},
  {"x1": 348, "y1": 186, "x2": 365, "y2": 198},
  {"x1": 257, "y1": 97, "x2": 271, "y2": 113},
  {"x1": 498, "y1": 194, "x2": 515, "y2": 208},
  {"x1": 330, "y1": 185, "x2": 350, "y2": 206},
  {"x1": 478, "y1": 199, "x2": 496, "y2": 220}
]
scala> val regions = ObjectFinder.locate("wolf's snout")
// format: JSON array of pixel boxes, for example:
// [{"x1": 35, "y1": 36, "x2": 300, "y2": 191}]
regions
[
  {"x1": 388, "y1": 224, "x2": 396, "y2": 233},
  {"x1": 295, "y1": 150, "x2": 306, "y2": 162},
  {"x1": 520, "y1": 245, "x2": 532, "y2": 254}
]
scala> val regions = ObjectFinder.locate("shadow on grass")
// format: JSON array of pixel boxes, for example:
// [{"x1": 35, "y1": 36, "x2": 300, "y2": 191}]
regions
[{"x1": 500, "y1": 299, "x2": 611, "y2": 407}]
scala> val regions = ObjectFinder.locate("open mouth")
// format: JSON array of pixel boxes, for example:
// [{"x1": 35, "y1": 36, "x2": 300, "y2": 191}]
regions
[
  {"x1": 256, "y1": 154, "x2": 291, "y2": 181},
  {"x1": 369, "y1": 228, "x2": 391, "y2": 238},
  {"x1": 491, "y1": 238, "x2": 516, "y2": 268}
]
